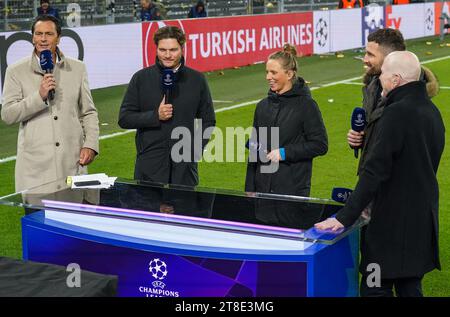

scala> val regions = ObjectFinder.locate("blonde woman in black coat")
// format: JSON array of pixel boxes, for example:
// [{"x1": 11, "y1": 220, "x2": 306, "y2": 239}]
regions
[{"x1": 245, "y1": 44, "x2": 328, "y2": 197}]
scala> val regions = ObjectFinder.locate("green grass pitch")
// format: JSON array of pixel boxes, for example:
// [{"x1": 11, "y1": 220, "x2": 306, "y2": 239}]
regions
[{"x1": 0, "y1": 36, "x2": 449, "y2": 296}]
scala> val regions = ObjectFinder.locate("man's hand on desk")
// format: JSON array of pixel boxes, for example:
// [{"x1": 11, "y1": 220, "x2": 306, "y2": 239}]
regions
[{"x1": 314, "y1": 218, "x2": 344, "y2": 232}]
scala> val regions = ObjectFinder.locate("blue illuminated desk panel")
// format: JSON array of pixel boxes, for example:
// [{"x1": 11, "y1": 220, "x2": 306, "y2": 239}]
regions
[{"x1": 4, "y1": 179, "x2": 362, "y2": 297}]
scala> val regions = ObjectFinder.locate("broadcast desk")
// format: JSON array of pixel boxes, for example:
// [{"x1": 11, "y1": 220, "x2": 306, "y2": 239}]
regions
[{"x1": 0, "y1": 178, "x2": 365, "y2": 297}]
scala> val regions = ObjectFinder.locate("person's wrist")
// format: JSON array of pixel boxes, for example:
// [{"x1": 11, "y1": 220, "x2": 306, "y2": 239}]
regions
[{"x1": 39, "y1": 91, "x2": 48, "y2": 104}]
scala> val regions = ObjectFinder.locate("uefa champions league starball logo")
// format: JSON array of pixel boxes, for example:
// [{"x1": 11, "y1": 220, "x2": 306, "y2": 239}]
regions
[
  {"x1": 164, "y1": 74, "x2": 172, "y2": 83},
  {"x1": 149, "y1": 258, "x2": 168, "y2": 280},
  {"x1": 355, "y1": 114, "x2": 364, "y2": 128},
  {"x1": 315, "y1": 18, "x2": 328, "y2": 48},
  {"x1": 139, "y1": 258, "x2": 179, "y2": 296}
]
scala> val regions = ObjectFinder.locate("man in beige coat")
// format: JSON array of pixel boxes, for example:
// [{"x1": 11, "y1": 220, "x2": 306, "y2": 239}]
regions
[{"x1": 1, "y1": 15, "x2": 99, "y2": 192}]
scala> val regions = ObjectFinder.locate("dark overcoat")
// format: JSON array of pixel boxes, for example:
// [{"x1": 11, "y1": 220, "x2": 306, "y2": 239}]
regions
[
  {"x1": 245, "y1": 78, "x2": 328, "y2": 196},
  {"x1": 337, "y1": 81, "x2": 445, "y2": 279}
]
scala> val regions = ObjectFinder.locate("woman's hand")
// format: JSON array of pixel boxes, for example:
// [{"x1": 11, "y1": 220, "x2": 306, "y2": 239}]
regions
[{"x1": 266, "y1": 149, "x2": 281, "y2": 163}]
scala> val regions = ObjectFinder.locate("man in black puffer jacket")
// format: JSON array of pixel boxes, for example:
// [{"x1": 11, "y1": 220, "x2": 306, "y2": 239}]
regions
[{"x1": 119, "y1": 26, "x2": 215, "y2": 186}]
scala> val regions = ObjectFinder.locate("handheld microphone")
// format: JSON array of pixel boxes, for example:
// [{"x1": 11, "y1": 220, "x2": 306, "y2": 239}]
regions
[
  {"x1": 331, "y1": 187, "x2": 353, "y2": 204},
  {"x1": 246, "y1": 138, "x2": 269, "y2": 164},
  {"x1": 161, "y1": 69, "x2": 175, "y2": 104},
  {"x1": 245, "y1": 139, "x2": 262, "y2": 152},
  {"x1": 350, "y1": 107, "x2": 367, "y2": 158},
  {"x1": 39, "y1": 50, "x2": 55, "y2": 101}
]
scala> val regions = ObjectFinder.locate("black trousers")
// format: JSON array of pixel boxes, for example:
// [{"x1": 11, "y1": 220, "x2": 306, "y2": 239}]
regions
[{"x1": 360, "y1": 276, "x2": 423, "y2": 297}]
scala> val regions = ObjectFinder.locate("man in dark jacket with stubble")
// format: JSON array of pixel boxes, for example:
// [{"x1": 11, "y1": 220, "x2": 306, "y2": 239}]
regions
[
  {"x1": 118, "y1": 26, "x2": 215, "y2": 186},
  {"x1": 316, "y1": 51, "x2": 445, "y2": 297},
  {"x1": 348, "y1": 29, "x2": 439, "y2": 172}
]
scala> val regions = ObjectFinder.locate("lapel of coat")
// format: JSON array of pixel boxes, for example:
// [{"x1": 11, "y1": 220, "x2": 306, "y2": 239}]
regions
[
  {"x1": 52, "y1": 49, "x2": 66, "y2": 93},
  {"x1": 29, "y1": 52, "x2": 44, "y2": 75}
]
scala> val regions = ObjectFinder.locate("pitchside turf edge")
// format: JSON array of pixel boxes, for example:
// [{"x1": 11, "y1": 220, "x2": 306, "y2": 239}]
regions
[{"x1": 0, "y1": 36, "x2": 449, "y2": 296}]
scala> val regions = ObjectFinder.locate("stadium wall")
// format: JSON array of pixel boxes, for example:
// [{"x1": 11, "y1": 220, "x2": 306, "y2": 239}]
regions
[{"x1": 0, "y1": 2, "x2": 449, "y2": 100}]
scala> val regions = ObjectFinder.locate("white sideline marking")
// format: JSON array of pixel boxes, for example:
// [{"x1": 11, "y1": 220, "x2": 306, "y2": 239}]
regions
[
  {"x1": 0, "y1": 130, "x2": 137, "y2": 163},
  {"x1": 1, "y1": 55, "x2": 449, "y2": 165},
  {"x1": 421, "y1": 55, "x2": 450, "y2": 64},
  {"x1": 215, "y1": 75, "x2": 363, "y2": 114},
  {"x1": 99, "y1": 130, "x2": 135, "y2": 140},
  {"x1": 343, "y1": 82, "x2": 364, "y2": 85},
  {"x1": 345, "y1": 83, "x2": 450, "y2": 88},
  {"x1": 215, "y1": 100, "x2": 259, "y2": 113},
  {"x1": 0, "y1": 156, "x2": 15, "y2": 164}
]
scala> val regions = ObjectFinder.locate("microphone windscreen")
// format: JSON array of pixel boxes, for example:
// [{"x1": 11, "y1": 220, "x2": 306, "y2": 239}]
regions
[
  {"x1": 351, "y1": 107, "x2": 366, "y2": 132},
  {"x1": 161, "y1": 69, "x2": 175, "y2": 91},
  {"x1": 39, "y1": 50, "x2": 54, "y2": 72},
  {"x1": 331, "y1": 187, "x2": 353, "y2": 203},
  {"x1": 245, "y1": 140, "x2": 261, "y2": 151}
]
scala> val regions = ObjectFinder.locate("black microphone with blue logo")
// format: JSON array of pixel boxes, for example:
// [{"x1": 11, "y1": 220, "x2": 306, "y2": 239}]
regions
[
  {"x1": 39, "y1": 49, "x2": 55, "y2": 101},
  {"x1": 161, "y1": 69, "x2": 175, "y2": 104},
  {"x1": 245, "y1": 139, "x2": 262, "y2": 152},
  {"x1": 350, "y1": 107, "x2": 367, "y2": 159},
  {"x1": 331, "y1": 187, "x2": 353, "y2": 204},
  {"x1": 245, "y1": 138, "x2": 268, "y2": 163}
]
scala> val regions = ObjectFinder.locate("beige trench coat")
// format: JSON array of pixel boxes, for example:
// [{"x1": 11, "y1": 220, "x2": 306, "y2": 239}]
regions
[{"x1": 1, "y1": 51, "x2": 99, "y2": 192}]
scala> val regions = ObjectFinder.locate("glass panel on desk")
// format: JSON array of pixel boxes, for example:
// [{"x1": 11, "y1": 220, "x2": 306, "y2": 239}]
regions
[{"x1": 0, "y1": 178, "x2": 367, "y2": 244}]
